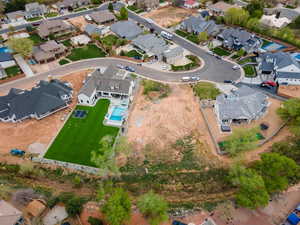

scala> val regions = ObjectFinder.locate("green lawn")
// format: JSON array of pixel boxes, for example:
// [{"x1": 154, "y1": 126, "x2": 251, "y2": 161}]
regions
[
  {"x1": 28, "y1": 33, "x2": 45, "y2": 45},
  {"x1": 74, "y1": 7, "x2": 87, "y2": 12},
  {"x1": 175, "y1": 30, "x2": 189, "y2": 37},
  {"x1": 67, "y1": 44, "x2": 106, "y2": 61},
  {"x1": 238, "y1": 57, "x2": 255, "y2": 65},
  {"x1": 27, "y1": 16, "x2": 43, "y2": 22},
  {"x1": 127, "y1": 5, "x2": 144, "y2": 13},
  {"x1": 4, "y1": 65, "x2": 21, "y2": 77},
  {"x1": 62, "y1": 39, "x2": 72, "y2": 47},
  {"x1": 100, "y1": 34, "x2": 119, "y2": 47},
  {"x1": 243, "y1": 65, "x2": 256, "y2": 77},
  {"x1": 45, "y1": 12, "x2": 59, "y2": 18},
  {"x1": 125, "y1": 50, "x2": 142, "y2": 59},
  {"x1": 45, "y1": 99, "x2": 119, "y2": 166},
  {"x1": 59, "y1": 59, "x2": 70, "y2": 65},
  {"x1": 212, "y1": 47, "x2": 230, "y2": 56}
]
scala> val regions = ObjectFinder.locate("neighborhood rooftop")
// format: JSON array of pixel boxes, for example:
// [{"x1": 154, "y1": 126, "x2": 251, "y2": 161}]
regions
[
  {"x1": 132, "y1": 34, "x2": 169, "y2": 56},
  {"x1": 90, "y1": 10, "x2": 115, "y2": 24},
  {"x1": 110, "y1": 20, "x2": 143, "y2": 39},
  {"x1": 0, "y1": 200, "x2": 22, "y2": 225},
  {"x1": 38, "y1": 19, "x2": 73, "y2": 38}
]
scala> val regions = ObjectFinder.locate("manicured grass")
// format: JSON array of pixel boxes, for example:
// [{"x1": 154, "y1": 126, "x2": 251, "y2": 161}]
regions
[
  {"x1": 101, "y1": 34, "x2": 119, "y2": 46},
  {"x1": 175, "y1": 30, "x2": 189, "y2": 37},
  {"x1": 45, "y1": 99, "x2": 119, "y2": 166},
  {"x1": 27, "y1": 16, "x2": 43, "y2": 22},
  {"x1": 243, "y1": 65, "x2": 256, "y2": 77},
  {"x1": 67, "y1": 44, "x2": 106, "y2": 61},
  {"x1": 45, "y1": 12, "x2": 59, "y2": 18},
  {"x1": 231, "y1": 54, "x2": 239, "y2": 59},
  {"x1": 62, "y1": 39, "x2": 72, "y2": 47},
  {"x1": 74, "y1": 7, "x2": 87, "y2": 12},
  {"x1": 4, "y1": 65, "x2": 21, "y2": 76},
  {"x1": 127, "y1": 5, "x2": 144, "y2": 13},
  {"x1": 59, "y1": 59, "x2": 70, "y2": 65},
  {"x1": 238, "y1": 57, "x2": 255, "y2": 65},
  {"x1": 28, "y1": 33, "x2": 45, "y2": 45},
  {"x1": 186, "y1": 34, "x2": 200, "y2": 44},
  {"x1": 171, "y1": 55, "x2": 200, "y2": 71},
  {"x1": 212, "y1": 47, "x2": 230, "y2": 56},
  {"x1": 125, "y1": 50, "x2": 142, "y2": 59}
]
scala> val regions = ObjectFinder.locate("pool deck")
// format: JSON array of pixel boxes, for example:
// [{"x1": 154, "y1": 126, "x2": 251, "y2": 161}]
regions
[{"x1": 104, "y1": 98, "x2": 129, "y2": 127}]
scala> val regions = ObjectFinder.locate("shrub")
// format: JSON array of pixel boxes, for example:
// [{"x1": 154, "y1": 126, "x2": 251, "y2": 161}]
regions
[
  {"x1": 65, "y1": 196, "x2": 87, "y2": 217},
  {"x1": 88, "y1": 217, "x2": 104, "y2": 225},
  {"x1": 193, "y1": 82, "x2": 220, "y2": 100}
]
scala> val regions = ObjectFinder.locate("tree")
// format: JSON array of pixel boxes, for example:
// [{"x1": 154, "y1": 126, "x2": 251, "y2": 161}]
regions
[
  {"x1": 224, "y1": 8, "x2": 249, "y2": 26},
  {"x1": 137, "y1": 191, "x2": 169, "y2": 225},
  {"x1": 172, "y1": 0, "x2": 182, "y2": 6},
  {"x1": 91, "y1": 135, "x2": 119, "y2": 176},
  {"x1": 254, "y1": 153, "x2": 300, "y2": 194},
  {"x1": 65, "y1": 196, "x2": 86, "y2": 217},
  {"x1": 229, "y1": 165, "x2": 269, "y2": 209},
  {"x1": 236, "y1": 49, "x2": 246, "y2": 57},
  {"x1": 277, "y1": 98, "x2": 300, "y2": 136},
  {"x1": 245, "y1": 18, "x2": 261, "y2": 32},
  {"x1": 245, "y1": 0, "x2": 264, "y2": 18},
  {"x1": 7, "y1": 38, "x2": 33, "y2": 57},
  {"x1": 102, "y1": 188, "x2": 131, "y2": 225},
  {"x1": 271, "y1": 138, "x2": 300, "y2": 164},
  {"x1": 223, "y1": 127, "x2": 260, "y2": 156},
  {"x1": 198, "y1": 31, "x2": 208, "y2": 42},
  {"x1": 0, "y1": 1, "x2": 5, "y2": 17},
  {"x1": 108, "y1": 2, "x2": 114, "y2": 12},
  {"x1": 118, "y1": 7, "x2": 128, "y2": 20},
  {"x1": 88, "y1": 217, "x2": 104, "y2": 225},
  {"x1": 289, "y1": 15, "x2": 300, "y2": 29},
  {"x1": 193, "y1": 82, "x2": 220, "y2": 100},
  {"x1": 91, "y1": 0, "x2": 101, "y2": 4}
]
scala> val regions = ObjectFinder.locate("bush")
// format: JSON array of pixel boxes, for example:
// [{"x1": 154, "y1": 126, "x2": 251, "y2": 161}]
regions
[
  {"x1": 58, "y1": 192, "x2": 75, "y2": 203},
  {"x1": 142, "y1": 80, "x2": 171, "y2": 98},
  {"x1": 47, "y1": 196, "x2": 59, "y2": 208},
  {"x1": 88, "y1": 217, "x2": 104, "y2": 225},
  {"x1": 171, "y1": 55, "x2": 200, "y2": 71},
  {"x1": 65, "y1": 196, "x2": 87, "y2": 217},
  {"x1": 72, "y1": 175, "x2": 82, "y2": 188}
]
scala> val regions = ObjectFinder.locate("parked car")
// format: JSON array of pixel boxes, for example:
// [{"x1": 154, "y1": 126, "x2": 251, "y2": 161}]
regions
[
  {"x1": 10, "y1": 149, "x2": 25, "y2": 156},
  {"x1": 215, "y1": 55, "x2": 222, "y2": 60},
  {"x1": 261, "y1": 81, "x2": 276, "y2": 87},
  {"x1": 125, "y1": 66, "x2": 135, "y2": 72},
  {"x1": 283, "y1": 204, "x2": 300, "y2": 225},
  {"x1": 84, "y1": 15, "x2": 92, "y2": 21},
  {"x1": 181, "y1": 76, "x2": 191, "y2": 82},
  {"x1": 117, "y1": 64, "x2": 125, "y2": 69},
  {"x1": 224, "y1": 80, "x2": 233, "y2": 84},
  {"x1": 232, "y1": 65, "x2": 239, "y2": 70},
  {"x1": 172, "y1": 221, "x2": 187, "y2": 225},
  {"x1": 191, "y1": 76, "x2": 200, "y2": 81},
  {"x1": 260, "y1": 83, "x2": 272, "y2": 89},
  {"x1": 207, "y1": 51, "x2": 214, "y2": 56}
]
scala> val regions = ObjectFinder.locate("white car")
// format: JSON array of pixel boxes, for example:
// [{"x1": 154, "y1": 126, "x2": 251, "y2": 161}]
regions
[
  {"x1": 84, "y1": 15, "x2": 92, "y2": 21},
  {"x1": 181, "y1": 76, "x2": 191, "y2": 82},
  {"x1": 232, "y1": 65, "x2": 240, "y2": 70},
  {"x1": 117, "y1": 64, "x2": 125, "y2": 69}
]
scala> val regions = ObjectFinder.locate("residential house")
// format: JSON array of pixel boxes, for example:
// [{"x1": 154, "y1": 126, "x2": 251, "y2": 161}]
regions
[
  {"x1": 25, "y1": 3, "x2": 48, "y2": 19},
  {"x1": 132, "y1": 33, "x2": 169, "y2": 60},
  {"x1": 217, "y1": 28, "x2": 262, "y2": 53},
  {"x1": 261, "y1": 14, "x2": 291, "y2": 28},
  {"x1": 110, "y1": 21, "x2": 143, "y2": 40},
  {"x1": 180, "y1": 14, "x2": 220, "y2": 36},
  {"x1": 162, "y1": 46, "x2": 184, "y2": 64},
  {"x1": 37, "y1": 19, "x2": 74, "y2": 39},
  {"x1": 55, "y1": 0, "x2": 91, "y2": 10},
  {"x1": 6, "y1": 11, "x2": 25, "y2": 23},
  {"x1": 208, "y1": 1, "x2": 240, "y2": 16},
  {"x1": 0, "y1": 200, "x2": 24, "y2": 225},
  {"x1": 0, "y1": 79, "x2": 73, "y2": 122},
  {"x1": 264, "y1": 7, "x2": 300, "y2": 22},
  {"x1": 25, "y1": 200, "x2": 46, "y2": 219},
  {"x1": 33, "y1": 40, "x2": 67, "y2": 64},
  {"x1": 214, "y1": 85, "x2": 269, "y2": 126},
  {"x1": 84, "y1": 23, "x2": 109, "y2": 36},
  {"x1": 78, "y1": 65, "x2": 134, "y2": 106},
  {"x1": 71, "y1": 34, "x2": 91, "y2": 46},
  {"x1": 0, "y1": 66, "x2": 7, "y2": 79},
  {"x1": 90, "y1": 10, "x2": 116, "y2": 25},
  {"x1": 136, "y1": 0, "x2": 159, "y2": 10},
  {"x1": 0, "y1": 52, "x2": 16, "y2": 68},
  {"x1": 183, "y1": 0, "x2": 200, "y2": 8},
  {"x1": 258, "y1": 52, "x2": 300, "y2": 85}
]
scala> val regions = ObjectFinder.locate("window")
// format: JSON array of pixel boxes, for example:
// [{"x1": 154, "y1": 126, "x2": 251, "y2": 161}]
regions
[{"x1": 87, "y1": 100, "x2": 89, "y2": 103}]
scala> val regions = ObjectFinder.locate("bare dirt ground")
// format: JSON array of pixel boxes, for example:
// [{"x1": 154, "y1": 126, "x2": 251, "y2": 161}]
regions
[
  {"x1": 126, "y1": 84, "x2": 216, "y2": 161},
  {"x1": 68, "y1": 16, "x2": 88, "y2": 32},
  {"x1": 143, "y1": 6, "x2": 196, "y2": 28},
  {"x1": 0, "y1": 71, "x2": 89, "y2": 158},
  {"x1": 278, "y1": 85, "x2": 300, "y2": 98}
]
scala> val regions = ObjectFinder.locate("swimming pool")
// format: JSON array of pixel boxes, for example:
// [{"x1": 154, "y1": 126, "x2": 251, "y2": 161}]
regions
[
  {"x1": 0, "y1": 47, "x2": 12, "y2": 53},
  {"x1": 109, "y1": 106, "x2": 127, "y2": 121},
  {"x1": 292, "y1": 53, "x2": 300, "y2": 61},
  {"x1": 261, "y1": 42, "x2": 286, "y2": 51}
]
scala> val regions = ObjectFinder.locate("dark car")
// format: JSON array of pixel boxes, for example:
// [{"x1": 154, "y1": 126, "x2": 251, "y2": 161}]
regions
[
  {"x1": 125, "y1": 66, "x2": 135, "y2": 72},
  {"x1": 215, "y1": 55, "x2": 222, "y2": 60},
  {"x1": 260, "y1": 123, "x2": 269, "y2": 130},
  {"x1": 224, "y1": 80, "x2": 233, "y2": 84},
  {"x1": 172, "y1": 221, "x2": 188, "y2": 225}
]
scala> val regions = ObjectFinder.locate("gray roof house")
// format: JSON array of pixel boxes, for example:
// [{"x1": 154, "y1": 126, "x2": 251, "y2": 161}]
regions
[
  {"x1": 217, "y1": 28, "x2": 262, "y2": 53},
  {"x1": 55, "y1": 0, "x2": 91, "y2": 10},
  {"x1": 78, "y1": 65, "x2": 134, "y2": 106},
  {"x1": 0, "y1": 200, "x2": 23, "y2": 225},
  {"x1": 180, "y1": 15, "x2": 220, "y2": 35},
  {"x1": 208, "y1": 1, "x2": 240, "y2": 16},
  {"x1": 90, "y1": 10, "x2": 116, "y2": 24},
  {"x1": 132, "y1": 34, "x2": 169, "y2": 60},
  {"x1": 110, "y1": 21, "x2": 143, "y2": 40},
  {"x1": 33, "y1": 40, "x2": 67, "y2": 63},
  {"x1": 25, "y1": 2, "x2": 48, "y2": 19},
  {"x1": 162, "y1": 46, "x2": 184, "y2": 64},
  {"x1": 38, "y1": 20, "x2": 74, "y2": 39},
  {"x1": 264, "y1": 7, "x2": 300, "y2": 21},
  {"x1": 214, "y1": 85, "x2": 268, "y2": 125}
]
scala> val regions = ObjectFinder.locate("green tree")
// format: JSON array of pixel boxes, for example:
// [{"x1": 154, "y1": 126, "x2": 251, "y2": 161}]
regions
[
  {"x1": 102, "y1": 188, "x2": 131, "y2": 225},
  {"x1": 229, "y1": 165, "x2": 269, "y2": 209},
  {"x1": 224, "y1": 8, "x2": 249, "y2": 26},
  {"x1": 271, "y1": 138, "x2": 300, "y2": 164},
  {"x1": 289, "y1": 15, "x2": 300, "y2": 29},
  {"x1": 88, "y1": 217, "x2": 104, "y2": 225},
  {"x1": 254, "y1": 153, "x2": 300, "y2": 194},
  {"x1": 193, "y1": 82, "x2": 220, "y2": 100},
  {"x1": 236, "y1": 49, "x2": 246, "y2": 57},
  {"x1": 277, "y1": 98, "x2": 300, "y2": 136},
  {"x1": 137, "y1": 191, "x2": 169, "y2": 225},
  {"x1": 245, "y1": 18, "x2": 261, "y2": 32},
  {"x1": 245, "y1": 0, "x2": 264, "y2": 18},
  {"x1": 118, "y1": 7, "x2": 128, "y2": 20},
  {"x1": 91, "y1": 0, "x2": 101, "y2": 4},
  {"x1": 65, "y1": 196, "x2": 86, "y2": 217},
  {"x1": 198, "y1": 31, "x2": 208, "y2": 42},
  {"x1": 7, "y1": 38, "x2": 33, "y2": 57},
  {"x1": 108, "y1": 2, "x2": 114, "y2": 12},
  {"x1": 223, "y1": 127, "x2": 260, "y2": 156}
]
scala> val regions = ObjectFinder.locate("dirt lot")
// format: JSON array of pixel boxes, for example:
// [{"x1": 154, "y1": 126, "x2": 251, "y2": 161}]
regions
[
  {"x1": 143, "y1": 6, "x2": 196, "y2": 27},
  {"x1": 126, "y1": 84, "x2": 217, "y2": 161},
  {"x1": 68, "y1": 16, "x2": 88, "y2": 32},
  {"x1": 0, "y1": 71, "x2": 89, "y2": 156},
  {"x1": 278, "y1": 85, "x2": 300, "y2": 98}
]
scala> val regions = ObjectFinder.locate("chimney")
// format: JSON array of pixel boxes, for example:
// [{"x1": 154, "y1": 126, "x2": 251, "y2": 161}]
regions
[{"x1": 275, "y1": 11, "x2": 281, "y2": 19}]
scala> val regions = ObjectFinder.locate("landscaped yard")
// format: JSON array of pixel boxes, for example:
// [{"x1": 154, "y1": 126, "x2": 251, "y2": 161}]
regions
[
  {"x1": 127, "y1": 5, "x2": 144, "y2": 13},
  {"x1": 74, "y1": 7, "x2": 87, "y2": 12},
  {"x1": 101, "y1": 34, "x2": 119, "y2": 47},
  {"x1": 4, "y1": 65, "x2": 21, "y2": 77},
  {"x1": 59, "y1": 59, "x2": 70, "y2": 65},
  {"x1": 27, "y1": 16, "x2": 43, "y2": 22},
  {"x1": 28, "y1": 33, "x2": 45, "y2": 45},
  {"x1": 62, "y1": 39, "x2": 72, "y2": 47},
  {"x1": 175, "y1": 30, "x2": 200, "y2": 44},
  {"x1": 66, "y1": 44, "x2": 106, "y2": 61},
  {"x1": 124, "y1": 50, "x2": 142, "y2": 59},
  {"x1": 44, "y1": 99, "x2": 119, "y2": 166},
  {"x1": 171, "y1": 55, "x2": 200, "y2": 71},
  {"x1": 45, "y1": 12, "x2": 59, "y2": 18},
  {"x1": 212, "y1": 47, "x2": 231, "y2": 56},
  {"x1": 243, "y1": 65, "x2": 256, "y2": 77}
]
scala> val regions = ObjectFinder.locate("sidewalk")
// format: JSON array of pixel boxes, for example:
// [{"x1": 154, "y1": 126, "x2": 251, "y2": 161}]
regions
[{"x1": 14, "y1": 54, "x2": 34, "y2": 77}]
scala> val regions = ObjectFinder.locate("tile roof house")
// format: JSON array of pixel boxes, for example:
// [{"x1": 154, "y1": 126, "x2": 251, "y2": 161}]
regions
[
  {"x1": 84, "y1": 24, "x2": 109, "y2": 36},
  {"x1": 132, "y1": 34, "x2": 169, "y2": 60},
  {"x1": 25, "y1": 200, "x2": 46, "y2": 218},
  {"x1": 0, "y1": 52, "x2": 16, "y2": 69},
  {"x1": 258, "y1": 52, "x2": 300, "y2": 85},
  {"x1": 78, "y1": 65, "x2": 134, "y2": 106},
  {"x1": 180, "y1": 15, "x2": 220, "y2": 36},
  {"x1": 37, "y1": 19, "x2": 74, "y2": 39},
  {"x1": 6, "y1": 11, "x2": 25, "y2": 23},
  {"x1": 208, "y1": 1, "x2": 240, "y2": 16},
  {"x1": 217, "y1": 28, "x2": 262, "y2": 53},
  {"x1": 55, "y1": 0, "x2": 91, "y2": 10},
  {"x1": 0, "y1": 79, "x2": 73, "y2": 122},
  {"x1": 183, "y1": 0, "x2": 200, "y2": 8},
  {"x1": 90, "y1": 10, "x2": 116, "y2": 24},
  {"x1": 33, "y1": 40, "x2": 67, "y2": 64},
  {"x1": 0, "y1": 200, "x2": 23, "y2": 225},
  {"x1": 25, "y1": 2, "x2": 48, "y2": 19},
  {"x1": 162, "y1": 46, "x2": 184, "y2": 64},
  {"x1": 110, "y1": 21, "x2": 143, "y2": 40},
  {"x1": 136, "y1": 0, "x2": 159, "y2": 10},
  {"x1": 214, "y1": 85, "x2": 269, "y2": 126}
]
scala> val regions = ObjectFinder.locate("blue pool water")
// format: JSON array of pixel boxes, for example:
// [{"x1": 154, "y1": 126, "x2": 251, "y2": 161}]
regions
[
  {"x1": 0, "y1": 47, "x2": 12, "y2": 53},
  {"x1": 109, "y1": 106, "x2": 126, "y2": 121},
  {"x1": 293, "y1": 53, "x2": 300, "y2": 61},
  {"x1": 261, "y1": 42, "x2": 286, "y2": 51}
]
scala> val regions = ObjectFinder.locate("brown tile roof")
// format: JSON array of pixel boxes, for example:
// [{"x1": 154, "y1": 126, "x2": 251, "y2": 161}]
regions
[
  {"x1": 38, "y1": 20, "x2": 72, "y2": 38},
  {"x1": 40, "y1": 40, "x2": 66, "y2": 52},
  {"x1": 208, "y1": 1, "x2": 240, "y2": 12},
  {"x1": 90, "y1": 10, "x2": 115, "y2": 24},
  {"x1": 26, "y1": 200, "x2": 46, "y2": 218}
]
